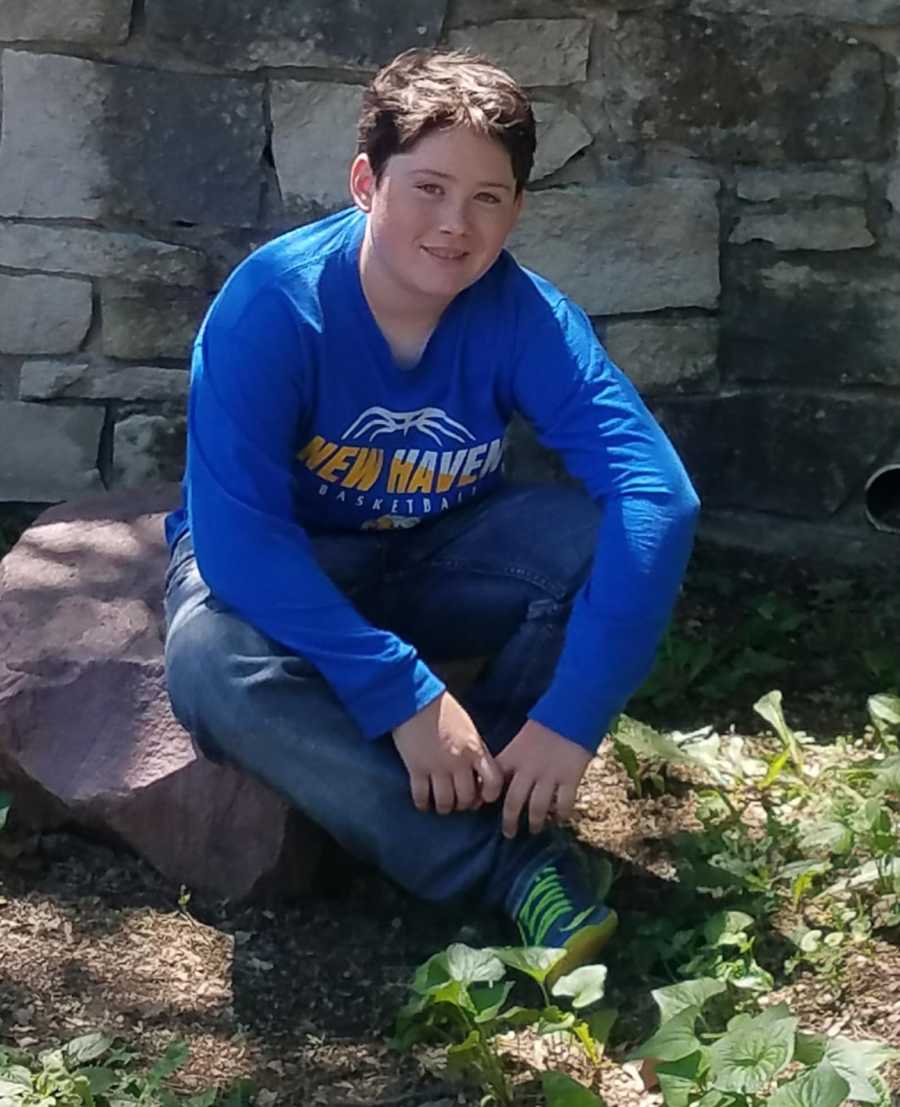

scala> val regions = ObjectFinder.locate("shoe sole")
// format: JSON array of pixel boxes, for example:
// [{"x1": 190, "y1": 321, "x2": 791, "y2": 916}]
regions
[{"x1": 547, "y1": 909, "x2": 619, "y2": 986}]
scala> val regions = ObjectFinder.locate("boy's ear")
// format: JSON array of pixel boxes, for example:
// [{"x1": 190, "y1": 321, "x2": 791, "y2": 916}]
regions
[{"x1": 349, "y1": 153, "x2": 377, "y2": 212}]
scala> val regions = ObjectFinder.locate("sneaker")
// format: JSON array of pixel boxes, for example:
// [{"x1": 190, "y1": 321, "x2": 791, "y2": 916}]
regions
[{"x1": 514, "y1": 857, "x2": 618, "y2": 984}]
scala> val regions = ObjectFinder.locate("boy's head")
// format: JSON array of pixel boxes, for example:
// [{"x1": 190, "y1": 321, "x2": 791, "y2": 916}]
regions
[{"x1": 357, "y1": 48, "x2": 536, "y2": 195}]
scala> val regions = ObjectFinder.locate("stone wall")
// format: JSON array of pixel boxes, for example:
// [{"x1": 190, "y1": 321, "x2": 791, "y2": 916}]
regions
[{"x1": 1, "y1": 0, "x2": 899, "y2": 556}]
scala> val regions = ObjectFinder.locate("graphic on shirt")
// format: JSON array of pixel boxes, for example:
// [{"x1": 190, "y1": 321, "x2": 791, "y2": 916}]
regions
[
  {"x1": 297, "y1": 405, "x2": 504, "y2": 529},
  {"x1": 342, "y1": 406, "x2": 476, "y2": 446}
]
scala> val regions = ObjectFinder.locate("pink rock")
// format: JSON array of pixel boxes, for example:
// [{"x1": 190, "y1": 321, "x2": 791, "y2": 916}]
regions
[{"x1": 0, "y1": 485, "x2": 324, "y2": 900}]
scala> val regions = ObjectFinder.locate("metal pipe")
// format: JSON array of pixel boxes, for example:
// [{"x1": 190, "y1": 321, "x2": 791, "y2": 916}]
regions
[{"x1": 865, "y1": 456, "x2": 900, "y2": 534}]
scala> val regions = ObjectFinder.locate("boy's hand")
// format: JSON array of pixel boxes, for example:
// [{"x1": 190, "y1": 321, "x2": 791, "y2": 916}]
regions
[
  {"x1": 495, "y1": 720, "x2": 592, "y2": 838},
  {"x1": 393, "y1": 692, "x2": 505, "y2": 815}
]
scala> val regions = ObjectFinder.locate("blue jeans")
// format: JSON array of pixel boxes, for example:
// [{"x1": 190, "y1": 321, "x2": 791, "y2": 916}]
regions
[{"x1": 164, "y1": 483, "x2": 600, "y2": 914}]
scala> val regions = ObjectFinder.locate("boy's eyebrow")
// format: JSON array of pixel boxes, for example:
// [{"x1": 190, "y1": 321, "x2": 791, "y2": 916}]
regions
[{"x1": 408, "y1": 168, "x2": 512, "y2": 192}]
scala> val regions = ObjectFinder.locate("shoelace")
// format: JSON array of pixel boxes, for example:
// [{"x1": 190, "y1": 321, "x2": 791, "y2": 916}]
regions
[{"x1": 516, "y1": 864, "x2": 574, "y2": 946}]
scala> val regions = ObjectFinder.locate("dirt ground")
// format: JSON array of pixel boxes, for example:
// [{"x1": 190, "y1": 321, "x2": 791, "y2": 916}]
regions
[
  {"x1": 1, "y1": 538, "x2": 899, "y2": 1106},
  {"x1": 1, "y1": 740, "x2": 898, "y2": 1106}
]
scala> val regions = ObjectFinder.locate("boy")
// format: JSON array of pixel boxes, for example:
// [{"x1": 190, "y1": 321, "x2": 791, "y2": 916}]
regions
[{"x1": 163, "y1": 48, "x2": 699, "y2": 975}]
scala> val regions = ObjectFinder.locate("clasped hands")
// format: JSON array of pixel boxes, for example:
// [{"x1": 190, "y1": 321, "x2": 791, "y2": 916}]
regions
[{"x1": 392, "y1": 691, "x2": 592, "y2": 838}]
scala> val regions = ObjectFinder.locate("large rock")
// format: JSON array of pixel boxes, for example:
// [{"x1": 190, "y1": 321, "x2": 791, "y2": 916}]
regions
[
  {"x1": 271, "y1": 82, "x2": 362, "y2": 213},
  {"x1": 146, "y1": 0, "x2": 447, "y2": 69},
  {"x1": 0, "y1": 225, "x2": 207, "y2": 287},
  {"x1": 0, "y1": 0, "x2": 132, "y2": 43},
  {"x1": 0, "y1": 401, "x2": 104, "y2": 500},
  {"x1": 688, "y1": 0, "x2": 900, "y2": 22},
  {"x1": 654, "y1": 393, "x2": 899, "y2": 518},
  {"x1": 729, "y1": 208, "x2": 874, "y2": 251},
  {"x1": 582, "y1": 11, "x2": 886, "y2": 162},
  {"x1": 0, "y1": 51, "x2": 263, "y2": 226},
  {"x1": 508, "y1": 181, "x2": 720, "y2": 314},
  {"x1": 112, "y1": 415, "x2": 186, "y2": 487},
  {"x1": 735, "y1": 167, "x2": 866, "y2": 204},
  {"x1": 0, "y1": 274, "x2": 92, "y2": 355},
  {"x1": 0, "y1": 486, "x2": 325, "y2": 900},
  {"x1": 101, "y1": 285, "x2": 211, "y2": 361},
  {"x1": 531, "y1": 102, "x2": 593, "y2": 182},
  {"x1": 603, "y1": 317, "x2": 719, "y2": 394},
  {"x1": 447, "y1": 19, "x2": 591, "y2": 87},
  {"x1": 21, "y1": 362, "x2": 189, "y2": 404},
  {"x1": 722, "y1": 255, "x2": 900, "y2": 387}
]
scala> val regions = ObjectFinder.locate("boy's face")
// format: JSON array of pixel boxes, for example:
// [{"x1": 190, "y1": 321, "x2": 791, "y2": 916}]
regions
[{"x1": 351, "y1": 126, "x2": 523, "y2": 309}]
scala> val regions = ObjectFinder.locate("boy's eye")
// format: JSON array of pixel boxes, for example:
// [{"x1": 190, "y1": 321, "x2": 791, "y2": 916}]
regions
[
  {"x1": 417, "y1": 182, "x2": 443, "y2": 196},
  {"x1": 476, "y1": 192, "x2": 502, "y2": 204}
]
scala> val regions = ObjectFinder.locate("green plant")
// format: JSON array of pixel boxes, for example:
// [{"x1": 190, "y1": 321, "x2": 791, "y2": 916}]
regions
[
  {"x1": 0, "y1": 1034, "x2": 254, "y2": 1107},
  {"x1": 0, "y1": 791, "x2": 11, "y2": 833},
  {"x1": 393, "y1": 943, "x2": 613, "y2": 1106},
  {"x1": 628, "y1": 981, "x2": 899, "y2": 1106}
]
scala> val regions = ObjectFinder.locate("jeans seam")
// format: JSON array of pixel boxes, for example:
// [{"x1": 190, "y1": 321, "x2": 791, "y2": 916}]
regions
[{"x1": 386, "y1": 558, "x2": 569, "y2": 602}]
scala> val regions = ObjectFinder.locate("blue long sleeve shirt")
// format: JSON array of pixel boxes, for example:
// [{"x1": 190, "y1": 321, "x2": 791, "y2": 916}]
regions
[{"x1": 165, "y1": 206, "x2": 700, "y2": 750}]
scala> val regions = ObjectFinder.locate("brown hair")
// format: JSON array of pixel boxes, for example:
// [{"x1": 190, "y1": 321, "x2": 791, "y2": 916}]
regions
[{"x1": 358, "y1": 48, "x2": 536, "y2": 193}]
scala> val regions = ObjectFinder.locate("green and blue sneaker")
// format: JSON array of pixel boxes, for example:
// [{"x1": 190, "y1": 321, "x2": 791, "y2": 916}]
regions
[{"x1": 515, "y1": 857, "x2": 618, "y2": 984}]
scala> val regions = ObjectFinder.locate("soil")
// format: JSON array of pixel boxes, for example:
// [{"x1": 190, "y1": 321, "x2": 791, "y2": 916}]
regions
[{"x1": 1, "y1": 536, "x2": 899, "y2": 1106}]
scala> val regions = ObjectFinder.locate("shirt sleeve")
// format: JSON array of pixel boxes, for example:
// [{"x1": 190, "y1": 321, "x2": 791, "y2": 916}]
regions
[
  {"x1": 510, "y1": 288, "x2": 700, "y2": 750},
  {"x1": 185, "y1": 289, "x2": 445, "y2": 739}
]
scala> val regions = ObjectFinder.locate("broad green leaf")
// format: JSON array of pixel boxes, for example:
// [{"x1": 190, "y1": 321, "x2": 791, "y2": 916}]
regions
[
  {"x1": 0, "y1": 791, "x2": 11, "y2": 831},
  {"x1": 552, "y1": 964, "x2": 608, "y2": 1009},
  {"x1": 703, "y1": 911, "x2": 753, "y2": 946},
  {"x1": 695, "y1": 1094, "x2": 729, "y2": 1107},
  {"x1": 651, "y1": 978, "x2": 726, "y2": 1023},
  {"x1": 542, "y1": 1070, "x2": 608, "y2": 1107},
  {"x1": 794, "y1": 1032, "x2": 827, "y2": 1066},
  {"x1": 444, "y1": 944, "x2": 504, "y2": 987},
  {"x1": 614, "y1": 718, "x2": 693, "y2": 765},
  {"x1": 445, "y1": 1030, "x2": 486, "y2": 1081},
  {"x1": 491, "y1": 945, "x2": 565, "y2": 984},
  {"x1": 412, "y1": 950, "x2": 451, "y2": 994},
  {"x1": 184, "y1": 1091, "x2": 217, "y2": 1107},
  {"x1": 871, "y1": 755, "x2": 900, "y2": 797},
  {"x1": 65, "y1": 1034, "x2": 113, "y2": 1065},
  {"x1": 0, "y1": 1069, "x2": 32, "y2": 1089},
  {"x1": 753, "y1": 690, "x2": 803, "y2": 768},
  {"x1": 538, "y1": 1005, "x2": 577, "y2": 1035},
  {"x1": 628, "y1": 1007, "x2": 702, "y2": 1063},
  {"x1": 868, "y1": 694, "x2": 900, "y2": 738},
  {"x1": 655, "y1": 1051, "x2": 707, "y2": 1107},
  {"x1": 470, "y1": 981, "x2": 513, "y2": 1024},
  {"x1": 587, "y1": 1008, "x2": 618, "y2": 1052},
  {"x1": 572, "y1": 1020, "x2": 599, "y2": 1063},
  {"x1": 760, "y1": 747, "x2": 791, "y2": 790},
  {"x1": 767, "y1": 1060, "x2": 850, "y2": 1107},
  {"x1": 148, "y1": 1040, "x2": 189, "y2": 1082},
  {"x1": 708, "y1": 1010, "x2": 796, "y2": 1094},
  {"x1": 826, "y1": 858, "x2": 900, "y2": 894},
  {"x1": 821, "y1": 1036, "x2": 900, "y2": 1103},
  {"x1": 80, "y1": 1067, "x2": 118, "y2": 1095},
  {"x1": 799, "y1": 820, "x2": 853, "y2": 856}
]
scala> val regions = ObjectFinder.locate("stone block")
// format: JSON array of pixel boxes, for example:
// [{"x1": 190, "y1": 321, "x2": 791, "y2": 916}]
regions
[
  {"x1": 447, "y1": 19, "x2": 591, "y2": 87},
  {"x1": 0, "y1": 274, "x2": 92, "y2": 356},
  {"x1": 722, "y1": 255, "x2": 900, "y2": 386},
  {"x1": 0, "y1": 51, "x2": 263, "y2": 226},
  {"x1": 146, "y1": 0, "x2": 446, "y2": 69},
  {"x1": 21, "y1": 362, "x2": 189, "y2": 404},
  {"x1": 603, "y1": 318, "x2": 719, "y2": 394},
  {"x1": 0, "y1": 225, "x2": 207, "y2": 287},
  {"x1": 729, "y1": 208, "x2": 874, "y2": 250},
  {"x1": 102, "y1": 286, "x2": 210, "y2": 361},
  {"x1": 583, "y1": 12, "x2": 886, "y2": 164},
  {"x1": 0, "y1": 0, "x2": 132, "y2": 43},
  {"x1": 0, "y1": 487, "x2": 325, "y2": 900},
  {"x1": 688, "y1": 0, "x2": 900, "y2": 23},
  {"x1": 508, "y1": 181, "x2": 720, "y2": 314},
  {"x1": 0, "y1": 401, "x2": 104, "y2": 500},
  {"x1": 654, "y1": 393, "x2": 898, "y2": 518},
  {"x1": 532, "y1": 102, "x2": 592, "y2": 182},
  {"x1": 271, "y1": 82, "x2": 362, "y2": 213},
  {"x1": 0, "y1": 357, "x2": 22, "y2": 402},
  {"x1": 113, "y1": 414, "x2": 186, "y2": 487},
  {"x1": 735, "y1": 167, "x2": 867, "y2": 204}
]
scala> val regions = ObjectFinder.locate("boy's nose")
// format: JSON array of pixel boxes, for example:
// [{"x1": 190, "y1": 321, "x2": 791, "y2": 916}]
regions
[{"x1": 438, "y1": 204, "x2": 469, "y2": 236}]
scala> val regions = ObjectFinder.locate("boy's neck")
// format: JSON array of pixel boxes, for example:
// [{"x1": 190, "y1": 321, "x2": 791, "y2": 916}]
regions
[{"x1": 358, "y1": 226, "x2": 451, "y2": 338}]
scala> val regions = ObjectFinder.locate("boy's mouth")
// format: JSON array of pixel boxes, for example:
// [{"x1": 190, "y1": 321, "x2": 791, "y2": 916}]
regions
[{"x1": 421, "y1": 246, "x2": 468, "y2": 262}]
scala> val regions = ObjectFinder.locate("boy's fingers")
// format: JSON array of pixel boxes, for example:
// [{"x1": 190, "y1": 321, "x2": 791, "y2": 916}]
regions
[
  {"x1": 528, "y1": 780, "x2": 555, "y2": 835},
  {"x1": 453, "y1": 768, "x2": 477, "y2": 811},
  {"x1": 502, "y1": 774, "x2": 532, "y2": 839},
  {"x1": 555, "y1": 783, "x2": 577, "y2": 823},
  {"x1": 477, "y1": 754, "x2": 505, "y2": 802},
  {"x1": 410, "y1": 772, "x2": 430, "y2": 812},
  {"x1": 431, "y1": 774, "x2": 455, "y2": 816}
]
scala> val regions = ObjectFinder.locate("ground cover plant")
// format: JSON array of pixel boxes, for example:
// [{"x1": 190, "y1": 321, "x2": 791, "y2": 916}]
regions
[{"x1": 1, "y1": 521, "x2": 899, "y2": 1106}]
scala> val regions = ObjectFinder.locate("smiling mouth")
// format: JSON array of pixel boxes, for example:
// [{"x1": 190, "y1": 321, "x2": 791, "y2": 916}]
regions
[{"x1": 421, "y1": 246, "x2": 468, "y2": 261}]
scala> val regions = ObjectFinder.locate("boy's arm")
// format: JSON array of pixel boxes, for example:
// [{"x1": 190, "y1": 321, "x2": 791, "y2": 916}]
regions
[
  {"x1": 510, "y1": 289, "x2": 700, "y2": 750},
  {"x1": 186, "y1": 292, "x2": 446, "y2": 740}
]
